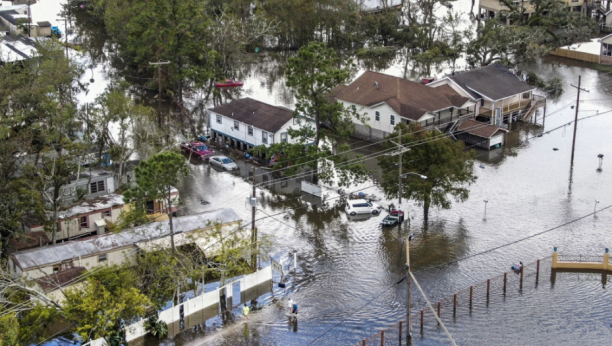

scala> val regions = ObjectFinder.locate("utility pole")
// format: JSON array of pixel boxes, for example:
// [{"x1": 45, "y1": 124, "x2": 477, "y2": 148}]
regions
[
  {"x1": 56, "y1": 18, "x2": 68, "y2": 58},
  {"x1": 406, "y1": 234, "x2": 412, "y2": 340},
  {"x1": 149, "y1": 61, "x2": 170, "y2": 127},
  {"x1": 251, "y1": 166, "x2": 257, "y2": 270},
  {"x1": 569, "y1": 76, "x2": 589, "y2": 167},
  {"x1": 28, "y1": 0, "x2": 31, "y2": 38}
]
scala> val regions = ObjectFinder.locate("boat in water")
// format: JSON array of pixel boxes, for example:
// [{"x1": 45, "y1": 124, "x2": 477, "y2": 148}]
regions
[{"x1": 215, "y1": 79, "x2": 244, "y2": 88}]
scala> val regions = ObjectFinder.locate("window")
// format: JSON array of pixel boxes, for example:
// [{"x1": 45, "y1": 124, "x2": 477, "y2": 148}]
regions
[
  {"x1": 522, "y1": 92, "x2": 530, "y2": 99},
  {"x1": 375, "y1": 111, "x2": 380, "y2": 121},
  {"x1": 98, "y1": 254, "x2": 107, "y2": 262},
  {"x1": 248, "y1": 125, "x2": 253, "y2": 136},
  {"x1": 103, "y1": 210, "x2": 111, "y2": 218},
  {"x1": 481, "y1": 99, "x2": 485, "y2": 107},
  {"x1": 79, "y1": 216, "x2": 88, "y2": 229},
  {"x1": 216, "y1": 114, "x2": 222, "y2": 124},
  {"x1": 262, "y1": 131, "x2": 268, "y2": 144},
  {"x1": 604, "y1": 43, "x2": 612, "y2": 57},
  {"x1": 234, "y1": 121, "x2": 239, "y2": 130},
  {"x1": 281, "y1": 132, "x2": 288, "y2": 143},
  {"x1": 90, "y1": 180, "x2": 105, "y2": 194},
  {"x1": 390, "y1": 115, "x2": 395, "y2": 125}
]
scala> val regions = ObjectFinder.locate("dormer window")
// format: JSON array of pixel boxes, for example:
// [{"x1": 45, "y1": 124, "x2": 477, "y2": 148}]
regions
[{"x1": 390, "y1": 115, "x2": 395, "y2": 125}]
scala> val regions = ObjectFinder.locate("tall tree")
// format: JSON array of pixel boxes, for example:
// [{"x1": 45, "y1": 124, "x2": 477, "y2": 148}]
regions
[
  {"x1": 123, "y1": 152, "x2": 189, "y2": 253},
  {"x1": 377, "y1": 123, "x2": 477, "y2": 226},
  {"x1": 286, "y1": 41, "x2": 364, "y2": 147}
]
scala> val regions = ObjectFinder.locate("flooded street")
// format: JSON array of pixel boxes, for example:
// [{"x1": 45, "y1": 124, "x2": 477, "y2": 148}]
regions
[{"x1": 41, "y1": 1, "x2": 612, "y2": 344}]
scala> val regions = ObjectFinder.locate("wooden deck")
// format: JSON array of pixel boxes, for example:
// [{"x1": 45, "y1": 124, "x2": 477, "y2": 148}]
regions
[{"x1": 478, "y1": 100, "x2": 531, "y2": 118}]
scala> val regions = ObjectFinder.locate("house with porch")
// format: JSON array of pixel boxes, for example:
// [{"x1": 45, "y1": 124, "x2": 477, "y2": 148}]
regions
[
  {"x1": 208, "y1": 98, "x2": 314, "y2": 150},
  {"x1": 8, "y1": 209, "x2": 243, "y2": 305},
  {"x1": 478, "y1": 0, "x2": 593, "y2": 23},
  {"x1": 427, "y1": 63, "x2": 544, "y2": 127},
  {"x1": 330, "y1": 70, "x2": 477, "y2": 140}
]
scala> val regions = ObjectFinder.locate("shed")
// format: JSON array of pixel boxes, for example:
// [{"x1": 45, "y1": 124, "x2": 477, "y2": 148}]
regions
[{"x1": 456, "y1": 119, "x2": 508, "y2": 150}]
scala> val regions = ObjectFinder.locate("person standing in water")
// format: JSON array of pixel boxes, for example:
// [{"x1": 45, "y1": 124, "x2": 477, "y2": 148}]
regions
[{"x1": 243, "y1": 303, "x2": 250, "y2": 321}]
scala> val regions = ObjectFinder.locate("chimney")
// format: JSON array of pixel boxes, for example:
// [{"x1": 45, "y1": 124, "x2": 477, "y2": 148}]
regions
[{"x1": 374, "y1": 82, "x2": 379, "y2": 89}]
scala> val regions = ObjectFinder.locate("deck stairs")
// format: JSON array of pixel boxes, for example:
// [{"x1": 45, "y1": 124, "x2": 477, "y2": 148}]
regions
[{"x1": 520, "y1": 98, "x2": 546, "y2": 122}]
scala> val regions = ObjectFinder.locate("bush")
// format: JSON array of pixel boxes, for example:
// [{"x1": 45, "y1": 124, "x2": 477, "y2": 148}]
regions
[{"x1": 144, "y1": 315, "x2": 168, "y2": 339}]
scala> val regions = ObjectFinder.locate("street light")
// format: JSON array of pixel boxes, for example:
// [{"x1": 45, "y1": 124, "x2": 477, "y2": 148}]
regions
[
  {"x1": 594, "y1": 199, "x2": 600, "y2": 215},
  {"x1": 484, "y1": 200, "x2": 488, "y2": 219}
]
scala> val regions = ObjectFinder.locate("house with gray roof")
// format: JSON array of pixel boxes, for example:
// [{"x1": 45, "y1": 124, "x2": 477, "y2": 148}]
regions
[
  {"x1": 428, "y1": 63, "x2": 545, "y2": 127},
  {"x1": 208, "y1": 98, "x2": 314, "y2": 151}
]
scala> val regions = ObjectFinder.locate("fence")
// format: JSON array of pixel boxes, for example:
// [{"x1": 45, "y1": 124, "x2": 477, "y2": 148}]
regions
[
  {"x1": 90, "y1": 266, "x2": 273, "y2": 345},
  {"x1": 355, "y1": 257, "x2": 552, "y2": 346}
]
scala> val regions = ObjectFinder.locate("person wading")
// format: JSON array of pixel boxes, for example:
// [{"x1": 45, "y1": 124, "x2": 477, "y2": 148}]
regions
[{"x1": 243, "y1": 303, "x2": 250, "y2": 321}]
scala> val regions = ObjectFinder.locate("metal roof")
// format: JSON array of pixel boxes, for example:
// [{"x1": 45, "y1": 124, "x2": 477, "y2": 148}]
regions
[{"x1": 12, "y1": 208, "x2": 242, "y2": 270}]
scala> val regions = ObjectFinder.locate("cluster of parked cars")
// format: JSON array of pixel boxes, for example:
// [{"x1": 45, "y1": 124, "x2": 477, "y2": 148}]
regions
[
  {"x1": 344, "y1": 198, "x2": 405, "y2": 226},
  {"x1": 180, "y1": 139, "x2": 238, "y2": 171}
]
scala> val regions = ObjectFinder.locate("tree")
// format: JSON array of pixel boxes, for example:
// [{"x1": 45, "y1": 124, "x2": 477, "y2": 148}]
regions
[
  {"x1": 286, "y1": 41, "x2": 364, "y2": 147},
  {"x1": 377, "y1": 123, "x2": 477, "y2": 226},
  {"x1": 63, "y1": 266, "x2": 150, "y2": 343},
  {"x1": 257, "y1": 42, "x2": 368, "y2": 187},
  {"x1": 123, "y1": 152, "x2": 189, "y2": 253}
]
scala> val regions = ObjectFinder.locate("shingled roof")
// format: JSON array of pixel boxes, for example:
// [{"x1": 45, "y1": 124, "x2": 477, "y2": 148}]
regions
[
  {"x1": 331, "y1": 71, "x2": 471, "y2": 121},
  {"x1": 457, "y1": 119, "x2": 507, "y2": 139},
  {"x1": 450, "y1": 63, "x2": 535, "y2": 101},
  {"x1": 209, "y1": 98, "x2": 294, "y2": 133},
  {"x1": 35, "y1": 267, "x2": 87, "y2": 292}
]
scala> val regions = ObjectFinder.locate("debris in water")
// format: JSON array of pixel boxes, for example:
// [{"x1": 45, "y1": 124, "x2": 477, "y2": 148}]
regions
[
  {"x1": 553, "y1": 148, "x2": 559, "y2": 151},
  {"x1": 479, "y1": 164, "x2": 485, "y2": 169}
]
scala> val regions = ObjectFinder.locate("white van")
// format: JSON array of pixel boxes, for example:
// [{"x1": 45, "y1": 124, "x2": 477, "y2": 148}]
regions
[{"x1": 345, "y1": 199, "x2": 380, "y2": 216}]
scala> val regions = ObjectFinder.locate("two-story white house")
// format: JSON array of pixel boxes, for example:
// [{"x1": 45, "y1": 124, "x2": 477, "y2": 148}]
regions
[
  {"x1": 330, "y1": 71, "x2": 476, "y2": 140},
  {"x1": 427, "y1": 63, "x2": 543, "y2": 127},
  {"x1": 208, "y1": 98, "x2": 313, "y2": 151}
]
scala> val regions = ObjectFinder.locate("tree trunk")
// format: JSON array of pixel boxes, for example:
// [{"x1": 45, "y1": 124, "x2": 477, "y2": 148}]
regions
[
  {"x1": 423, "y1": 197, "x2": 430, "y2": 229},
  {"x1": 167, "y1": 186, "x2": 175, "y2": 254}
]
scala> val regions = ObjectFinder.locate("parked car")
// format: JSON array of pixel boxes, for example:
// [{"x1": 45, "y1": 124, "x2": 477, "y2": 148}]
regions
[
  {"x1": 181, "y1": 141, "x2": 214, "y2": 160},
  {"x1": 209, "y1": 156, "x2": 238, "y2": 171},
  {"x1": 381, "y1": 210, "x2": 405, "y2": 227},
  {"x1": 345, "y1": 199, "x2": 380, "y2": 216}
]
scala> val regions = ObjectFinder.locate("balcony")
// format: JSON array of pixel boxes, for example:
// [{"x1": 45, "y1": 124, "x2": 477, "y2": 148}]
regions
[{"x1": 478, "y1": 100, "x2": 531, "y2": 118}]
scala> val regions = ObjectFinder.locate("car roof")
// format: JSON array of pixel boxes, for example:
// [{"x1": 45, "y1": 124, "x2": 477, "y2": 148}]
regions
[
  {"x1": 211, "y1": 155, "x2": 229, "y2": 159},
  {"x1": 347, "y1": 199, "x2": 368, "y2": 203}
]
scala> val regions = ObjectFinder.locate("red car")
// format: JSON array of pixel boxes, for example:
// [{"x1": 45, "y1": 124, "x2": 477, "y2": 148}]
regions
[{"x1": 181, "y1": 141, "x2": 214, "y2": 160}]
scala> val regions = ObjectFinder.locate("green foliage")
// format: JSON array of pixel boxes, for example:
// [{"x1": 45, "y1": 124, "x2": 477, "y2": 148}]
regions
[
  {"x1": 526, "y1": 72, "x2": 564, "y2": 95},
  {"x1": 377, "y1": 123, "x2": 477, "y2": 226},
  {"x1": 0, "y1": 313, "x2": 19, "y2": 346},
  {"x1": 143, "y1": 314, "x2": 168, "y2": 339},
  {"x1": 123, "y1": 152, "x2": 189, "y2": 251},
  {"x1": 63, "y1": 266, "x2": 150, "y2": 343}
]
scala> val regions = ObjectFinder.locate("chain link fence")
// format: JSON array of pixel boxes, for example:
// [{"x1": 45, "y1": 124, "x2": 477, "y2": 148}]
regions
[{"x1": 355, "y1": 257, "x2": 553, "y2": 346}]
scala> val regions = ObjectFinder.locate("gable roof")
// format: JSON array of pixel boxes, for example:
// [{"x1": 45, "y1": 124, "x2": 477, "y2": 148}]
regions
[
  {"x1": 331, "y1": 71, "x2": 471, "y2": 121},
  {"x1": 450, "y1": 63, "x2": 535, "y2": 101},
  {"x1": 457, "y1": 119, "x2": 508, "y2": 139},
  {"x1": 11, "y1": 208, "x2": 242, "y2": 270},
  {"x1": 209, "y1": 98, "x2": 294, "y2": 133}
]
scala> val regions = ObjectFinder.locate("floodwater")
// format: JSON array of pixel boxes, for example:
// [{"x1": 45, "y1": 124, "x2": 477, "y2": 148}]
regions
[{"x1": 36, "y1": 0, "x2": 612, "y2": 345}]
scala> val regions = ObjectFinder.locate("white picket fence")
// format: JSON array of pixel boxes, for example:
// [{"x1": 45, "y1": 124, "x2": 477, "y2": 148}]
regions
[{"x1": 89, "y1": 266, "x2": 273, "y2": 344}]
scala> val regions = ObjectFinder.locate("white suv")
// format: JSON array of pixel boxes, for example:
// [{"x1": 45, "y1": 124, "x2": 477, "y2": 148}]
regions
[{"x1": 345, "y1": 199, "x2": 380, "y2": 216}]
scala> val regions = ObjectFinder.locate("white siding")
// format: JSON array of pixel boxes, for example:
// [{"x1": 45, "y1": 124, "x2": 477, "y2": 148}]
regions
[
  {"x1": 338, "y1": 100, "x2": 407, "y2": 134},
  {"x1": 210, "y1": 111, "x2": 314, "y2": 147}
]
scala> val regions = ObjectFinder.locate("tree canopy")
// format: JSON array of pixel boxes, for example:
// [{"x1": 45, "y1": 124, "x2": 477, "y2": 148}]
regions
[{"x1": 377, "y1": 123, "x2": 477, "y2": 226}]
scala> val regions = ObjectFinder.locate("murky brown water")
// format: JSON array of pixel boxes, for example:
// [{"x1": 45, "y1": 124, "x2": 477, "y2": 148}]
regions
[{"x1": 38, "y1": 1, "x2": 612, "y2": 345}]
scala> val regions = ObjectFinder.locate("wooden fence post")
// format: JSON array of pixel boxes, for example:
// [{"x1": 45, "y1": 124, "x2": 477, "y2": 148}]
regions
[
  {"x1": 421, "y1": 309, "x2": 424, "y2": 329},
  {"x1": 437, "y1": 301, "x2": 441, "y2": 317},
  {"x1": 453, "y1": 293, "x2": 457, "y2": 316},
  {"x1": 380, "y1": 330, "x2": 384, "y2": 346},
  {"x1": 469, "y1": 286, "x2": 473, "y2": 306},
  {"x1": 362, "y1": 339, "x2": 366, "y2": 346},
  {"x1": 503, "y1": 272, "x2": 507, "y2": 294},
  {"x1": 487, "y1": 279, "x2": 490, "y2": 298},
  {"x1": 399, "y1": 321, "x2": 402, "y2": 345},
  {"x1": 520, "y1": 266, "x2": 524, "y2": 290},
  {"x1": 536, "y1": 259, "x2": 540, "y2": 284}
]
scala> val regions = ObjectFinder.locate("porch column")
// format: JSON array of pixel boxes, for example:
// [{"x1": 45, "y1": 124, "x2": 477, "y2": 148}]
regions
[{"x1": 490, "y1": 102, "x2": 495, "y2": 125}]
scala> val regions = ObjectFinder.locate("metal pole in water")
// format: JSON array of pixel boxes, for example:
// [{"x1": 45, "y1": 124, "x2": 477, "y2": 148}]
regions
[
  {"x1": 453, "y1": 294, "x2": 457, "y2": 316},
  {"x1": 504, "y1": 272, "x2": 507, "y2": 294}
]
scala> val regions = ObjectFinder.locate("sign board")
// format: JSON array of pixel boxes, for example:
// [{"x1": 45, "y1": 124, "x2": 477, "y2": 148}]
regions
[
  {"x1": 270, "y1": 257, "x2": 284, "y2": 276},
  {"x1": 301, "y1": 181, "x2": 322, "y2": 198}
]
